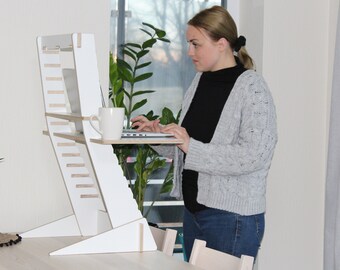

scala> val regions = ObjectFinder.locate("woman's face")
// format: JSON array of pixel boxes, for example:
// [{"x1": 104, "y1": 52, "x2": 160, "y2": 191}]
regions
[{"x1": 186, "y1": 25, "x2": 224, "y2": 72}]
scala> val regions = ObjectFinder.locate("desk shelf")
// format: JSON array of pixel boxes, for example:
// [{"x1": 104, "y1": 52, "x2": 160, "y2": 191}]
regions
[
  {"x1": 90, "y1": 137, "x2": 182, "y2": 145},
  {"x1": 46, "y1": 113, "x2": 183, "y2": 145},
  {"x1": 45, "y1": 112, "x2": 90, "y2": 121}
]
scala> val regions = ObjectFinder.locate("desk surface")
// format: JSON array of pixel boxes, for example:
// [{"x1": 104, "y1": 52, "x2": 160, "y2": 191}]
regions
[{"x1": 0, "y1": 236, "x2": 201, "y2": 270}]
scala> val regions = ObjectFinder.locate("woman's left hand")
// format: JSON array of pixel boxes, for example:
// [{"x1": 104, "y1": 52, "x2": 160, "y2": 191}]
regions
[{"x1": 162, "y1": 124, "x2": 190, "y2": 153}]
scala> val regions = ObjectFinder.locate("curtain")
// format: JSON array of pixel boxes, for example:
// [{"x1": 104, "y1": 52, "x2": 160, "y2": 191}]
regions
[{"x1": 324, "y1": 5, "x2": 340, "y2": 270}]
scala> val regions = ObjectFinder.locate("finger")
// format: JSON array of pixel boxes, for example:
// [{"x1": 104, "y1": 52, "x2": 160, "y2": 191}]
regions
[
  {"x1": 152, "y1": 120, "x2": 161, "y2": 132},
  {"x1": 162, "y1": 124, "x2": 178, "y2": 132},
  {"x1": 131, "y1": 115, "x2": 147, "y2": 122},
  {"x1": 135, "y1": 123, "x2": 151, "y2": 132}
]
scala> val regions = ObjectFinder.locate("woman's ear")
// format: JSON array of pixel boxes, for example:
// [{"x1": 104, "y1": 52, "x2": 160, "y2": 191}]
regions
[{"x1": 217, "y1": 37, "x2": 230, "y2": 51}]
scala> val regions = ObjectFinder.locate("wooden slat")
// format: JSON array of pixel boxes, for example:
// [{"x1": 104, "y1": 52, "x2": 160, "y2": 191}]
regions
[
  {"x1": 157, "y1": 222, "x2": 183, "y2": 228},
  {"x1": 66, "y1": 163, "x2": 85, "y2": 167},
  {"x1": 44, "y1": 63, "x2": 61, "y2": 68},
  {"x1": 77, "y1": 33, "x2": 82, "y2": 48},
  {"x1": 57, "y1": 142, "x2": 76, "y2": 147},
  {"x1": 53, "y1": 132, "x2": 85, "y2": 144},
  {"x1": 42, "y1": 49, "x2": 59, "y2": 54},
  {"x1": 47, "y1": 90, "x2": 64, "y2": 94},
  {"x1": 62, "y1": 153, "x2": 80, "y2": 157},
  {"x1": 76, "y1": 184, "x2": 95, "y2": 188},
  {"x1": 50, "y1": 121, "x2": 68, "y2": 126},
  {"x1": 45, "y1": 112, "x2": 89, "y2": 121},
  {"x1": 49, "y1": 104, "x2": 66, "y2": 108},
  {"x1": 71, "y1": 173, "x2": 90, "y2": 178},
  {"x1": 80, "y1": 194, "x2": 99, "y2": 199},
  {"x1": 46, "y1": 76, "x2": 62, "y2": 81},
  {"x1": 139, "y1": 223, "x2": 144, "y2": 252}
]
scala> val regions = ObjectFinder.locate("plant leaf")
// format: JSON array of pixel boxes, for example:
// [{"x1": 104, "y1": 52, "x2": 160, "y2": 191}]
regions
[
  {"x1": 132, "y1": 99, "x2": 147, "y2": 112},
  {"x1": 159, "y1": 107, "x2": 175, "y2": 125},
  {"x1": 157, "y1": 37, "x2": 171, "y2": 43},
  {"x1": 124, "y1": 46, "x2": 138, "y2": 55},
  {"x1": 122, "y1": 88, "x2": 131, "y2": 99},
  {"x1": 142, "y1": 22, "x2": 157, "y2": 31},
  {"x1": 125, "y1": 43, "x2": 142, "y2": 49},
  {"x1": 132, "y1": 90, "x2": 154, "y2": 97},
  {"x1": 117, "y1": 58, "x2": 132, "y2": 71},
  {"x1": 156, "y1": 29, "x2": 166, "y2": 38},
  {"x1": 122, "y1": 49, "x2": 136, "y2": 61},
  {"x1": 134, "y1": 72, "x2": 153, "y2": 83},
  {"x1": 139, "y1": 28, "x2": 152, "y2": 37},
  {"x1": 136, "y1": 62, "x2": 152, "y2": 70},
  {"x1": 137, "y1": 50, "x2": 150, "y2": 59},
  {"x1": 144, "y1": 110, "x2": 159, "y2": 121},
  {"x1": 115, "y1": 90, "x2": 125, "y2": 108},
  {"x1": 119, "y1": 68, "x2": 133, "y2": 83},
  {"x1": 142, "y1": 39, "x2": 157, "y2": 49}
]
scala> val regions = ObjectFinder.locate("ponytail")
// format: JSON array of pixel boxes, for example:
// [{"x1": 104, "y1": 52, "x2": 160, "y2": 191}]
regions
[{"x1": 237, "y1": 47, "x2": 254, "y2": 70}]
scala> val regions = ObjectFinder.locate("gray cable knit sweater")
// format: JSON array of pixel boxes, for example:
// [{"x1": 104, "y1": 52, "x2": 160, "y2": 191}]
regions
[{"x1": 154, "y1": 70, "x2": 277, "y2": 215}]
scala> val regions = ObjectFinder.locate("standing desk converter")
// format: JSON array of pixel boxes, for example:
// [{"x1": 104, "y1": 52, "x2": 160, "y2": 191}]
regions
[{"x1": 22, "y1": 33, "x2": 181, "y2": 256}]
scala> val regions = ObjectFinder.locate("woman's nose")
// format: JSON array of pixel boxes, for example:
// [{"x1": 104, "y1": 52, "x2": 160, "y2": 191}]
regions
[{"x1": 187, "y1": 44, "x2": 194, "y2": 57}]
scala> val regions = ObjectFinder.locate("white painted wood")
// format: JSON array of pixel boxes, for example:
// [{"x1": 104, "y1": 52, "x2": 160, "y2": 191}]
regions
[
  {"x1": 21, "y1": 215, "x2": 80, "y2": 238},
  {"x1": 23, "y1": 35, "x2": 106, "y2": 238},
  {"x1": 149, "y1": 226, "x2": 177, "y2": 256},
  {"x1": 189, "y1": 239, "x2": 254, "y2": 270},
  {"x1": 24, "y1": 33, "x2": 161, "y2": 255},
  {"x1": 0, "y1": 236, "x2": 199, "y2": 270},
  {"x1": 50, "y1": 218, "x2": 154, "y2": 255}
]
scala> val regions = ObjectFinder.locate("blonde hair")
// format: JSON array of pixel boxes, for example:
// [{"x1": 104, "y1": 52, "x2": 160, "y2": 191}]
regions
[{"x1": 188, "y1": 5, "x2": 254, "y2": 70}]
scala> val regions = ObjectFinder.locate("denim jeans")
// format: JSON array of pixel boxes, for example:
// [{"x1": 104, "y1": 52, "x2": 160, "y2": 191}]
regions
[{"x1": 183, "y1": 207, "x2": 264, "y2": 261}]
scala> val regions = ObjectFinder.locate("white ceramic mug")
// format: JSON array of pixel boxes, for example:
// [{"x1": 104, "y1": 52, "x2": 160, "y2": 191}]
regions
[{"x1": 89, "y1": 107, "x2": 125, "y2": 140}]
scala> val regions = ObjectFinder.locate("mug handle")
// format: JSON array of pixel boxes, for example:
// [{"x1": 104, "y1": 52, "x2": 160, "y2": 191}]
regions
[{"x1": 89, "y1": 115, "x2": 102, "y2": 136}]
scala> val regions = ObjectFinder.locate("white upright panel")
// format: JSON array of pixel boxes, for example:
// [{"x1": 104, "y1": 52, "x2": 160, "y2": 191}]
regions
[{"x1": 23, "y1": 33, "x2": 156, "y2": 255}]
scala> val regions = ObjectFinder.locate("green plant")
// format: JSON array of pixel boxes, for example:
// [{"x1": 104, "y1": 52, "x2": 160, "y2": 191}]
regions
[
  {"x1": 133, "y1": 107, "x2": 181, "y2": 216},
  {"x1": 133, "y1": 145, "x2": 166, "y2": 214},
  {"x1": 109, "y1": 22, "x2": 170, "y2": 129},
  {"x1": 109, "y1": 22, "x2": 177, "y2": 216},
  {"x1": 109, "y1": 55, "x2": 124, "y2": 108}
]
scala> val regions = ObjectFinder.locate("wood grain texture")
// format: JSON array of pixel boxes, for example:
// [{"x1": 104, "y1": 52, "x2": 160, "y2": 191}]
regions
[{"x1": 0, "y1": 237, "x2": 198, "y2": 270}]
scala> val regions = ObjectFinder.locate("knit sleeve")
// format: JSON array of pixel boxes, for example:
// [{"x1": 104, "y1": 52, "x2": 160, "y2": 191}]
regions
[
  {"x1": 151, "y1": 145, "x2": 175, "y2": 159},
  {"x1": 184, "y1": 74, "x2": 278, "y2": 176}
]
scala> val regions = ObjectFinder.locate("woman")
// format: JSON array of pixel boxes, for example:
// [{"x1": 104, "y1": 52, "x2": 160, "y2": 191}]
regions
[{"x1": 132, "y1": 5, "x2": 277, "y2": 260}]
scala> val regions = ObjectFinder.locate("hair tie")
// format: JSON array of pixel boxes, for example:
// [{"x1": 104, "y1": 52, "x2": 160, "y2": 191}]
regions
[{"x1": 234, "y1": 35, "x2": 246, "y2": 52}]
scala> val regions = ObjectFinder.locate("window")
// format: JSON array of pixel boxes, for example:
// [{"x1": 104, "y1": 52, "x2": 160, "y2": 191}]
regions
[
  {"x1": 109, "y1": 0, "x2": 236, "y2": 228},
  {"x1": 110, "y1": 0, "x2": 223, "y2": 117}
]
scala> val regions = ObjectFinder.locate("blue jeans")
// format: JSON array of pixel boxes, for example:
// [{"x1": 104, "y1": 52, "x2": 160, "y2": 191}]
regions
[{"x1": 183, "y1": 207, "x2": 264, "y2": 261}]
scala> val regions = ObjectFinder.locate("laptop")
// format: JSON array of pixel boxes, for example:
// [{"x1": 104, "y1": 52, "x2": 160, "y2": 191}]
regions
[{"x1": 122, "y1": 129, "x2": 174, "y2": 138}]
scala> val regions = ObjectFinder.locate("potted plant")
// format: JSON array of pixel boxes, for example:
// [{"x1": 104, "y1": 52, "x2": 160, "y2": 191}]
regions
[{"x1": 109, "y1": 22, "x2": 180, "y2": 217}]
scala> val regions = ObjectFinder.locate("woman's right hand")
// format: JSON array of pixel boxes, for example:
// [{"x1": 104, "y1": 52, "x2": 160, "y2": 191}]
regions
[{"x1": 130, "y1": 115, "x2": 161, "y2": 132}]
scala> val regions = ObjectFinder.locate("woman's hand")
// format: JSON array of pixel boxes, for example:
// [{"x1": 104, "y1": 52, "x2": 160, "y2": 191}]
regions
[
  {"x1": 131, "y1": 116, "x2": 190, "y2": 153},
  {"x1": 131, "y1": 115, "x2": 161, "y2": 132},
  {"x1": 162, "y1": 123, "x2": 190, "y2": 153}
]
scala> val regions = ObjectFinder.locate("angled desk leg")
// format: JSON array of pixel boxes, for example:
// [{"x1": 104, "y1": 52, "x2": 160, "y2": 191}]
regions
[{"x1": 49, "y1": 122, "x2": 156, "y2": 255}]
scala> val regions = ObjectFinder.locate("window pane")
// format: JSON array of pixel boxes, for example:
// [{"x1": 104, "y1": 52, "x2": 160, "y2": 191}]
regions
[{"x1": 110, "y1": 0, "x2": 221, "y2": 118}]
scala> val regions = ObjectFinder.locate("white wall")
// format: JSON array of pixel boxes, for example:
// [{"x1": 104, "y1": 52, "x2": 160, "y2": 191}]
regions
[
  {"x1": 0, "y1": 0, "x2": 110, "y2": 233},
  {"x1": 256, "y1": 0, "x2": 338, "y2": 269},
  {"x1": 239, "y1": 0, "x2": 264, "y2": 73}
]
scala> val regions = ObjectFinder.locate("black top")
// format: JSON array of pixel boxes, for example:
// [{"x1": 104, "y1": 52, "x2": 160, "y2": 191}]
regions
[{"x1": 181, "y1": 64, "x2": 246, "y2": 213}]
